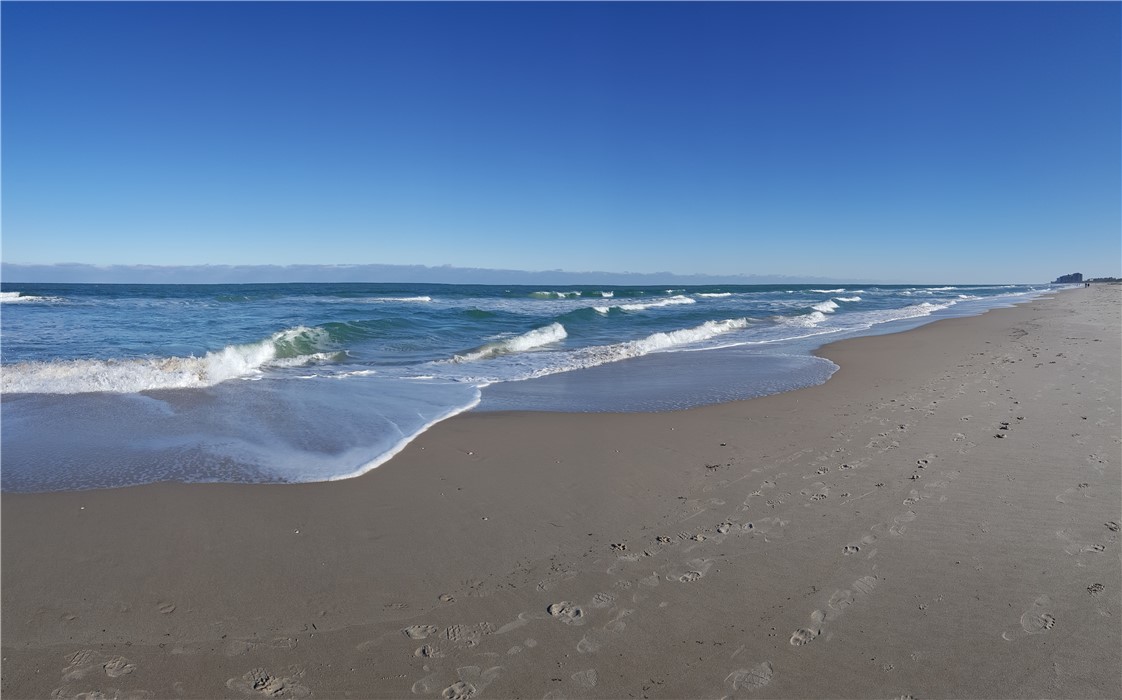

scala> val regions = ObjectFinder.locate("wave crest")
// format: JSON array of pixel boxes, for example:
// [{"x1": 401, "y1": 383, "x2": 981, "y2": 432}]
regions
[
  {"x1": 811, "y1": 300, "x2": 839, "y2": 313},
  {"x1": 537, "y1": 318, "x2": 750, "y2": 375},
  {"x1": 0, "y1": 291, "x2": 63, "y2": 303},
  {"x1": 594, "y1": 295, "x2": 696, "y2": 313},
  {"x1": 531, "y1": 291, "x2": 582, "y2": 299},
  {"x1": 453, "y1": 323, "x2": 567, "y2": 362},
  {"x1": 1, "y1": 326, "x2": 339, "y2": 395}
]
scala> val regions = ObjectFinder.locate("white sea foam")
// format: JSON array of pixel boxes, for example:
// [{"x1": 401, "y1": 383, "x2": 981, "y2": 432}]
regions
[
  {"x1": 781, "y1": 299, "x2": 954, "y2": 331},
  {"x1": 368, "y1": 295, "x2": 431, "y2": 302},
  {"x1": 697, "y1": 292, "x2": 732, "y2": 298},
  {"x1": 598, "y1": 291, "x2": 614, "y2": 298},
  {"x1": 787, "y1": 311, "x2": 830, "y2": 327},
  {"x1": 811, "y1": 300, "x2": 840, "y2": 313},
  {"x1": 809, "y1": 288, "x2": 845, "y2": 293},
  {"x1": 1, "y1": 326, "x2": 336, "y2": 395},
  {"x1": 270, "y1": 351, "x2": 342, "y2": 368},
  {"x1": 835, "y1": 296, "x2": 862, "y2": 302},
  {"x1": 327, "y1": 390, "x2": 483, "y2": 483},
  {"x1": 594, "y1": 295, "x2": 696, "y2": 313},
  {"x1": 531, "y1": 291, "x2": 581, "y2": 299},
  {"x1": 521, "y1": 318, "x2": 752, "y2": 379},
  {"x1": 0, "y1": 291, "x2": 63, "y2": 303},
  {"x1": 866, "y1": 301, "x2": 950, "y2": 322},
  {"x1": 453, "y1": 322, "x2": 567, "y2": 362},
  {"x1": 929, "y1": 286, "x2": 957, "y2": 291}
]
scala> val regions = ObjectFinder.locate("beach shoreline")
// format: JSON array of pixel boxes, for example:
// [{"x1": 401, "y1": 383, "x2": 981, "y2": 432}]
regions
[{"x1": 3, "y1": 285, "x2": 1119, "y2": 698}]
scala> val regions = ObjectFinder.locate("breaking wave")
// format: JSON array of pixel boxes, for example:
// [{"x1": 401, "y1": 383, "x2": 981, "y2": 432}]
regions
[
  {"x1": 526, "y1": 318, "x2": 752, "y2": 379},
  {"x1": 0, "y1": 291, "x2": 63, "y2": 303},
  {"x1": 594, "y1": 295, "x2": 696, "y2": 313},
  {"x1": 811, "y1": 300, "x2": 839, "y2": 313},
  {"x1": 452, "y1": 323, "x2": 568, "y2": 362},
  {"x1": 366, "y1": 296, "x2": 432, "y2": 303},
  {"x1": 1, "y1": 326, "x2": 340, "y2": 395}
]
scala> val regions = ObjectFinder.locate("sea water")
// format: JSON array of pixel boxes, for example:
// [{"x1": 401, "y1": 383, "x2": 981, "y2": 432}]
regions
[{"x1": 0, "y1": 282, "x2": 1052, "y2": 491}]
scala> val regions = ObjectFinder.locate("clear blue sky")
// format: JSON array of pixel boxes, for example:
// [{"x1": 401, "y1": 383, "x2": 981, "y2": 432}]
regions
[{"x1": 2, "y1": 2, "x2": 1119, "y2": 283}]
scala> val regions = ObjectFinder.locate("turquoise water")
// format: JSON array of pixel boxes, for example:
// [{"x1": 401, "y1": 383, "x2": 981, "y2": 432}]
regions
[{"x1": 1, "y1": 282, "x2": 1050, "y2": 491}]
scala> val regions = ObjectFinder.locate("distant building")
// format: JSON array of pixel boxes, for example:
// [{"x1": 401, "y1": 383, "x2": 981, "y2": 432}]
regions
[{"x1": 1053, "y1": 272, "x2": 1083, "y2": 284}]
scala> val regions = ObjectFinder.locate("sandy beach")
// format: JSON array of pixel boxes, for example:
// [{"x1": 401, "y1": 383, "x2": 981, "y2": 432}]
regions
[{"x1": 2, "y1": 284, "x2": 1118, "y2": 699}]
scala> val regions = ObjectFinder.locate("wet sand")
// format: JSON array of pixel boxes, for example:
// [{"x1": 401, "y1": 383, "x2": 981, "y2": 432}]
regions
[{"x1": 2, "y1": 285, "x2": 1119, "y2": 699}]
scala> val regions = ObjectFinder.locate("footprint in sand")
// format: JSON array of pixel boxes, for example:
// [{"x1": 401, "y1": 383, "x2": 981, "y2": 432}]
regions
[
  {"x1": 725, "y1": 661, "x2": 774, "y2": 693},
  {"x1": 61, "y1": 649, "x2": 100, "y2": 681},
  {"x1": 824, "y1": 575, "x2": 878, "y2": 623},
  {"x1": 843, "y1": 545, "x2": 860, "y2": 555},
  {"x1": 853, "y1": 576, "x2": 878, "y2": 596},
  {"x1": 402, "y1": 625, "x2": 439, "y2": 640},
  {"x1": 577, "y1": 635, "x2": 601, "y2": 653},
  {"x1": 571, "y1": 669, "x2": 598, "y2": 688},
  {"x1": 789, "y1": 626, "x2": 820, "y2": 646},
  {"x1": 1056, "y1": 484, "x2": 1093, "y2": 503},
  {"x1": 603, "y1": 608, "x2": 634, "y2": 633},
  {"x1": 445, "y1": 623, "x2": 496, "y2": 647},
  {"x1": 790, "y1": 610, "x2": 825, "y2": 646},
  {"x1": 226, "y1": 667, "x2": 310, "y2": 698},
  {"x1": 828, "y1": 589, "x2": 854, "y2": 612},
  {"x1": 1056, "y1": 529, "x2": 1108, "y2": 557},
  {"x1": 547, "y1": 602, "x2": 586, "y2": 626},
  {"x1": 669, "y1": 558, "x2": 713, "y2": 583},
  {"x1": 412, "y1": 673, "x2": 442, "y2": 694},
  {"x1": 1022, "y1": 612, "x2": 1056, "y2": 634},
  {"x1": 414, "y1": 645, "x2": 444, "y2": 658},
  {"x1": 157, "y1": 602, "x2": 176, "y2": 614},
  {"x1": 1002, "y1": 595, "x2": 1056, "y2": 639},
  {"x1": 103, "y1": 656, "x2": 136, "y2": 678},
  {"x1": 890, "y1": 511, "x2": 917, "y2": 536},
  {"x1": 443, "y1": 666, "x2": 500, "y2": 700},
  {"x1": 442, "y1": 681, "x2": 476, "y2": 699}
]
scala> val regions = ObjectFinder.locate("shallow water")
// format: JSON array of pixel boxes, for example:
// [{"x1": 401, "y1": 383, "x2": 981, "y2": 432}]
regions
[{"x1": 0, "y1": 281, "x2": 1052, "y2": 491}]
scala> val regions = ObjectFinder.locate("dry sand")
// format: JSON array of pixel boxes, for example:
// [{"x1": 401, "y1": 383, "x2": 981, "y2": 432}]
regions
[{"x1": 2, "y1": 285, "x2": 1119, "y2": 699}]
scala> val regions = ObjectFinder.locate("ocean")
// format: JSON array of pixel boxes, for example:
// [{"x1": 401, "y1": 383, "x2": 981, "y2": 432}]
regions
[{"x1": 0, "y1": 282, "x2": 1051, "y2": 492}]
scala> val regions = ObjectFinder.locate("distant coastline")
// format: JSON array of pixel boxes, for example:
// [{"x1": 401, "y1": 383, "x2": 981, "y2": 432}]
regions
[{"x1": 0, "y1": 261, "x2": 915, "y2": 286}]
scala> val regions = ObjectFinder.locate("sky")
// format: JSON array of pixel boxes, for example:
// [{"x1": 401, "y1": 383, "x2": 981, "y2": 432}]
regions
[{"x1": 2, "y1": 2, "x2": 1119, "y2": 284}]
